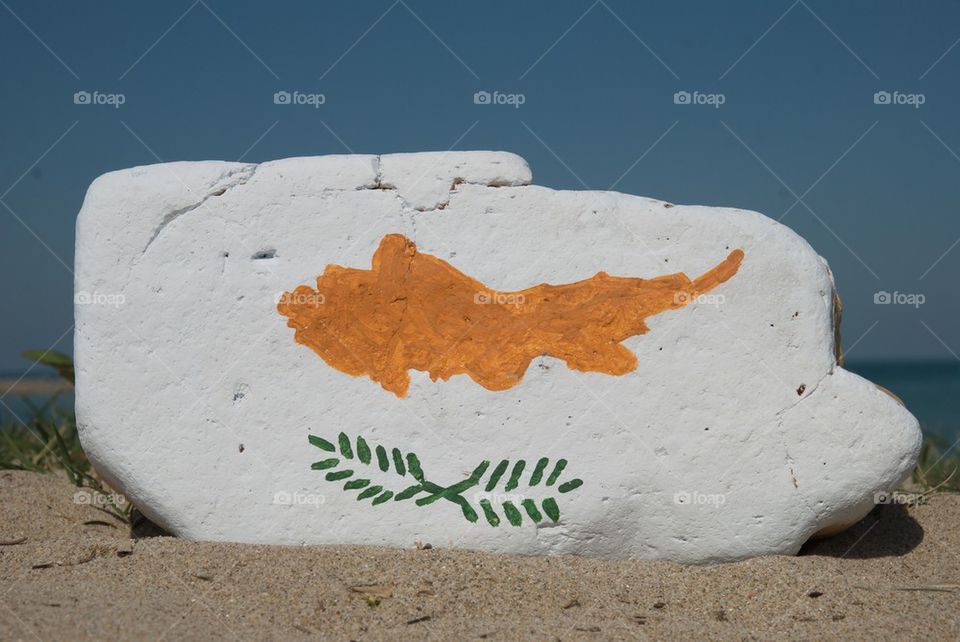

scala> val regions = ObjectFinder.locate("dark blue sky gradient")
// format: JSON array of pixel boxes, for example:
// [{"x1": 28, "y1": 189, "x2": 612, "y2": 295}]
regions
[{"x1": 1, "y1": 0, "x2": 959, "y2": 373}]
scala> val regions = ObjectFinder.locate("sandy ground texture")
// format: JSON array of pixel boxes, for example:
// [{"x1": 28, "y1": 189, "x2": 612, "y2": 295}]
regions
[
  {"x1": 0, "y1": 471, "x2": 958, "y2": 641},
  {"x1": 0, "y1": 379, "x2": 72, "y2": 397}
]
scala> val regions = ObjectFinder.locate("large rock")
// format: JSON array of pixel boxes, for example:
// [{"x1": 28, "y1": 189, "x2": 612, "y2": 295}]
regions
[{"x1": 74, "y1": 152, "x2": 921, "y2": 563}]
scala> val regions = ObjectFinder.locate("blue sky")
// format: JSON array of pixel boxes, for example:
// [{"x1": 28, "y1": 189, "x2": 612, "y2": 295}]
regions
[{"x1": 1, "y1": 0, "x2": 959, "y2": 373}]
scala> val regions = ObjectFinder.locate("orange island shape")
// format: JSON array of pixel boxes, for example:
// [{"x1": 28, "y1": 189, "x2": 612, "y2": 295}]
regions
[{"x1": 278, "y1": 234, "x2": 744, "y2": 398}]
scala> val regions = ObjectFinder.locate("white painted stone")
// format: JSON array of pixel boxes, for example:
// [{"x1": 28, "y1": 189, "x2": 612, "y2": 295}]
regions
[
  {"x1": 377, "y1": 150, "x2": 532, "y2": 210},
  {"x1": 74, "y1": 151, "x2": 921, "y2": 563}
]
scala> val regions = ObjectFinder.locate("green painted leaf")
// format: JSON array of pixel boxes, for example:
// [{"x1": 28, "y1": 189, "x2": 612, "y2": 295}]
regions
[
  {"x1": 338, "y1": 432, "x2": 353, "y2": 459},
  {"x1": 521, "y1": 498, "x2": 543, "y2": 522},
  {"x1": 308, "y1": 435, "x2": 336, "y2": 452},
  {"x1": 357, "y1": 485, "x2": 383, "y2": 500},
  {"x1": 529, "y1": 457, "x2": 549, "y2": 486},
  {"x1": 485, "y1": 460, "x2": 509, "y2": 492},
  {"x1": 356, "y1": 436, "x2": 371, "y2": 464},
  {"x1": 502, "y1": 501, "x2": 522, "y2": 526},
  {"x1": 392, "y1": 448, "x2": 406, "y2": 476},
  {"x1": 505, "y1": 460, "x2": 526, "y2": 491},
  {"x1": 307, "y1": 431, "x2": 583, "y2": 528},
  {"x1": 542, "y1": 497, "x2": 560, "y2": 521},
  {"x1": 453, "y1": 495, "x2": 478, "y2": 522},
  {"x1": 546, "y1": 459, "x2": 567, "y2": 486},
  {"x1": 394, "y1": 485, "x2": 422, "y2": 501},
  {"x1": 344, "y1": 478, "x2": 370, "y2": 490},
  {"x1": 311, "y1": 458, "x2": 339, "y2": 470},
  {"x1": 376, "y1": 445, "x2": 389, "y2": 472},
  {"x1": 479, "y1": 499, "x2": 500, "y2": 526},
  {"x1": 406, "y1": 453, "x2": 424, "y2": 481}
]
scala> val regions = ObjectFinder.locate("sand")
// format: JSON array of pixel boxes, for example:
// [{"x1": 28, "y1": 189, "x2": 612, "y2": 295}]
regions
[
  {"x1": 0, "y1": 379, "x2": 72, "y2": 397},
  {"x1": 0, "y1": 471, "x2": 957, "y2": 640}
]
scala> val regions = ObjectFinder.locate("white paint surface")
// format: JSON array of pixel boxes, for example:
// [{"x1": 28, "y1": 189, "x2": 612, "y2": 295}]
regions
[{"x1": 74, "y1": 152, "x2": 921, "y2": 563}]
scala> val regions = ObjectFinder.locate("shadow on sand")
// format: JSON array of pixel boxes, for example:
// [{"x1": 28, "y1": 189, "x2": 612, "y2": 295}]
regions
[{"x1": 799, "y1": 503, "x2": 924, "y2": 559}]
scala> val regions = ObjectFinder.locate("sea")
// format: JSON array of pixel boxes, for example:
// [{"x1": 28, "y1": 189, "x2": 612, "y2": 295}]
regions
[
  {"x1": 846, "y1": 361, "x2": 960, "y2": 445},
  {"x1": 1, "y1": 361, "x2": 958, "y2": 444}
]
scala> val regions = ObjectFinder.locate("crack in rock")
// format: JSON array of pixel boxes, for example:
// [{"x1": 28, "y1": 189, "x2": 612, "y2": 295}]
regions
[
  {"x1": 141, "y1": 165, "x2": 257, "y2": 254},
  {"x1": 774, "y1": 365, "x2": 837, "y2": 524},
  {"x1": 366, "y1": 177, "x2": 524, "y2": 213},
  {"x1": 372, "y1": 154, "x2": 383, "y2": 189}
]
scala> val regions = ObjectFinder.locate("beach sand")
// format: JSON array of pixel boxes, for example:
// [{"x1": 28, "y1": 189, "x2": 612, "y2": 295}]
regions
[
  {"x1": 1, "y1": 470, "x2": 957, "y2": 640},
  {"x1": 0, "y1": 379, "x2": 72, "y2": 398}
]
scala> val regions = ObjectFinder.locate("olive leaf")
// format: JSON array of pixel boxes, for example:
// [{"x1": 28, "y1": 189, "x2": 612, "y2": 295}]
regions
[{"x1": 308, "y1": 432, "x2": 583, "y2": 527}]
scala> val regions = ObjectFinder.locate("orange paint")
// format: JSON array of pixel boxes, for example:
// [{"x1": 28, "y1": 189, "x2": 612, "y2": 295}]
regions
[{"x1": 278, "y1": 234, "x2": 744, "y2": 397}]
